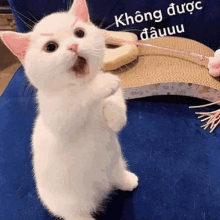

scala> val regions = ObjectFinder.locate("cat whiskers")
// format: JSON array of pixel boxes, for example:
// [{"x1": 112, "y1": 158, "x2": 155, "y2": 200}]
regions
[
  {"x1": 67, "y1": 0, "x2": 73, "y2": 10},
  {"x1": 99, "y1": 16, "x2": 108, "y2": 29},
  {"x1": 104, "y1": 22, "x2": 117, "y2": 30},
  {"x1": 27, "y1": 11, "x2": 39, "y2": 23},
  {"x1": 82, "y1": 41, "x2": 104, "y2": 56},
  {"x1": 13, "y1": 13, "x2": 32, "y2": 30},
  {"x1": 85, "y1": 48, "x2": 103, "y2": 57},
  {"x1": 66, "y1": 0, "x2": 70, "y2": 10},
  {"x1": 120, "y1": 28, "x2": 143, "y2": 32},
  {"x1": 57, "y1": 8, "x2": 66, "y2": 13},
  {"x1": 104, "y1": 19, "x2": 127, "y2": 30},
  {"x1": 86, "y1": 47, "x2": 103, "y2": 52},
  {"x1": 81, "y1": 51, "x2": 101, "y2": 58},
  {"x1": 10, "y1": 7, "x2": 36, "y2": 28}
]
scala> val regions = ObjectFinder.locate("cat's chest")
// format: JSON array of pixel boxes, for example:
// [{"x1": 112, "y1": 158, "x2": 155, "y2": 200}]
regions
[
  {"x1": 44, "y1": 98, "x2": 73, "y2": 115},
  {"x1": 36, "y1": 91, "x2": 105, "y2": 136},
  {"x1": 38, "y1": 91, "x2": 88, "y2": 117}
]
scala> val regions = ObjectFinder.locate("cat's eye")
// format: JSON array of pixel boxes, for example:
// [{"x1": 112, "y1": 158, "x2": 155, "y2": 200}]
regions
[
  {"x1": 44, "y1": 41, "x2": 59, "y2": 53},
  {"x1": 74, "y1": 28, "x2": 85, "y2": 38}
]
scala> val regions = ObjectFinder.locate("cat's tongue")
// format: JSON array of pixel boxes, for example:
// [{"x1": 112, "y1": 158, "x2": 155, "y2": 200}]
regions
[{"x1": 72, "y1": 56, "x2": 89, "y2": 78}]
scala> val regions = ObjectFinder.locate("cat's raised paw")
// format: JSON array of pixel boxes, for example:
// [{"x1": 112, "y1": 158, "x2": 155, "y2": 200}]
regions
[
  {"x1": 93, "y1": 73, "x2": 120, "y2": 100},
  {"x1": 102, "y1": 101, "x2": 127, "y2": 132}
]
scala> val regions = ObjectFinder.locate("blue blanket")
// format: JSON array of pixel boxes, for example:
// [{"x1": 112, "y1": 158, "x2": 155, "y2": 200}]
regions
[{"x1": 1, "y1": 0, "x2": 220, "y2": 219}]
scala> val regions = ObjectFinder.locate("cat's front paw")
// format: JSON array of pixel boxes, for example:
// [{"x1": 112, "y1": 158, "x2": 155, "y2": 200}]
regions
[
  {"x1": 102, "y1": 100, "x2": 127, "y2": 132},
  {"x1": 208, "y1": 49, "x2": 220, "y2": 77},
  {"x1": 92, "y1": 73, "x2": 120, "y2": 100}
]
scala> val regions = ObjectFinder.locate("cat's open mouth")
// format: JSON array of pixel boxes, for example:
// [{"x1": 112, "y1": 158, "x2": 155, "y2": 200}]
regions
[{"x1": 71, "y1": 56, "x2": 89, "y2": 78}]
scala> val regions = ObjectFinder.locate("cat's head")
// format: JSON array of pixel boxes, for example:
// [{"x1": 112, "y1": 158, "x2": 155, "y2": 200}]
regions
[{"x1": 0, "y1": 0, "x2": 105, "y2": 92}]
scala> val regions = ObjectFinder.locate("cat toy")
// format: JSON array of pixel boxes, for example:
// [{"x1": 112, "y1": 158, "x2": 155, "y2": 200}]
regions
[{"x1": 102, "y1": 30, "x2": 220, "y2": 132}]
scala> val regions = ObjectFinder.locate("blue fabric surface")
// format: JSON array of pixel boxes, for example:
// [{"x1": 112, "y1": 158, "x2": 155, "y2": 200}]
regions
[
  {"x1": 1, "y1": 67, "x2": 220, "y2": 219},
  {"x1": 1, "y1": 0, "x2": 220, "y2": 219}
]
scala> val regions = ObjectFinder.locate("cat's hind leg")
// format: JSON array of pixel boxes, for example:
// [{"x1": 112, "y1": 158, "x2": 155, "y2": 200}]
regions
[
  {"x1": 54, "y1": 206, "x2": 95, "y2": 220},
  {"x1": 37, "y1": 188, "x2": 96, "y2": 220},
  {"x1": 58, "y1": 200, "x2": 96, "y2": 220}
]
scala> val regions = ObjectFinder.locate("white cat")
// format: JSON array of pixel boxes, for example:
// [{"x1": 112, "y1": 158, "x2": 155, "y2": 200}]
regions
[{"x1": 1, "y1": 0, "x2": 138, "y2": 219}]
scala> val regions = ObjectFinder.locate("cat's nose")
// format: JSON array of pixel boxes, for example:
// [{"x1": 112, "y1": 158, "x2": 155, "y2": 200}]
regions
[{"x1": 68, "y1": 44, "x2": 78, "y2": 52}]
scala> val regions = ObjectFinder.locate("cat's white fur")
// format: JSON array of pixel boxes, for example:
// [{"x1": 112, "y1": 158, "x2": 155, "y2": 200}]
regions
[{"x1": 2, "y1": 1, "x2": 138, "y2": 219}]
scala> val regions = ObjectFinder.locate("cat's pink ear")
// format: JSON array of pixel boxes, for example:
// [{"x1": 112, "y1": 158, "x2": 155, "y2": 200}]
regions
[
  {"x1": 0, "y1": 31, "x2": 30, "y2": 60},
  {"x1": 69, "y1": 0, "x2": 90, "y2": 23}
]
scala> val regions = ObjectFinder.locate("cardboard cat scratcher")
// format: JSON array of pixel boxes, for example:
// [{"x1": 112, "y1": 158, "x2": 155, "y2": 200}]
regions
[{"x1": 102, "y1": 30, "x2": 220, "y2": 132}]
